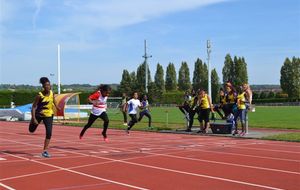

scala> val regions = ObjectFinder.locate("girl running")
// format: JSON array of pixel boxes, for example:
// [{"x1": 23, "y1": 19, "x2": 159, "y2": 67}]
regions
[
  {"x1": 233, "y1": 86, "x2": 247, "y2": 136},
  {"x1": 138, "y1": 95, "x2": 152, "y2": 129},
  {"x1": 197, "y1": 90, "x2": 214, "y2": 133},
  {"x1": 29, "y1": 77, "x2": 60, "y2": 158},
  {"x1": 124, "y1": 92, "x2": 142, "y2": 135},
  {"x1": 79, "y1": 85, "x2": 112, "y2": 142}
]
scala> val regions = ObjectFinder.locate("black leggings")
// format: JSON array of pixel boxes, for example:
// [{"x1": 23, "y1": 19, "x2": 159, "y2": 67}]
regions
[
  {"x1": 128, "y1": 114, "x2": 138, "y2": 130},
  {"x1": 188, "y1": 109, "x2": 198, "y2": 129},
  {"x1": 138, "y1": 111, "x2": 152, "y2": 127},
  {"x1": 29, "y1": 116, "x2": 53, "y2": 139},
  {"x1": 80, "y1": 112, "x2": 109, "y2": 137}
]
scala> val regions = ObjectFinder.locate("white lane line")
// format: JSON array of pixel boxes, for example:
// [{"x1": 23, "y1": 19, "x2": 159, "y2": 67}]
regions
[
  {"x1": 48, "y1": 182, "x2": 111, "y2": 190},
  {"x1": 1, "y1": 151, "x2": 149, "y2": 190},
  {"x1": 0, "y1": 157, "x2": 7, "y2": 161},
  {"x1": 0, "y1": 183, "x2": 16, "y2": 190},
  {"x1": 1, "y1": 138, "x2": 287, "y2": 190},
  {"x1": 0, "y1": 149, "x2": 191, "y2": 182}
]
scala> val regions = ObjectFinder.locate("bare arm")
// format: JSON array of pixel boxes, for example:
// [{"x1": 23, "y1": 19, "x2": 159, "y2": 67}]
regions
[
  {"x1": 123, "y1": 103, "x2": 128, "y2": 112},
  {"x1": 207, "y1": 96, "x2": 214, "y2": 112},
  {"x1": 31, "y1": 95, "x2": 41, "y2": 124}
]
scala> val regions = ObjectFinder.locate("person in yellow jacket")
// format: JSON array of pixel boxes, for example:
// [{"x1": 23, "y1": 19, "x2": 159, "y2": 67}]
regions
[
  {"x1": 29, "y1": 77, "x2": 60, "y2": 158},
  {"x1": 197, "y1": 90, "x2": 214, "y2": 133},
  {"x1": 233, "y1": 86, "x2": 247, "y2": 136}
]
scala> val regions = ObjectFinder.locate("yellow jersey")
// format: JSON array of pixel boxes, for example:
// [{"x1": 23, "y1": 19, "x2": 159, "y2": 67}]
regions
[
  {"x1": 237, "y1": 92, "x2": 246, "y2": 110},
  {"x1": 36, "y1": 90, "x2": 54, "y2": 117},
  {"x1": 227, "y1": 93, "x2": 236, "y2": 104},
  {"x1": 220, "y1": 95, "x2": 226, "y2": 105},
  {"x1": 200, "y1": 94, "x2": 210, "y2": 109}
]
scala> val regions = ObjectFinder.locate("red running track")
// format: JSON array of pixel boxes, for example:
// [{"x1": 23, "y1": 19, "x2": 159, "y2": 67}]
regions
[{"x1": 0, "y1": 121, "x2": 299, "y2": 190}]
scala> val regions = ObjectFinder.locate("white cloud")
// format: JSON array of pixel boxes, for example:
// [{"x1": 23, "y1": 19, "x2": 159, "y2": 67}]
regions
[
  {"x1": 32, "y1": 0, "x2": 44, "y2": 29},
  {"x1": 63, "y1": 0, "x2": 229, "y2": 30}
]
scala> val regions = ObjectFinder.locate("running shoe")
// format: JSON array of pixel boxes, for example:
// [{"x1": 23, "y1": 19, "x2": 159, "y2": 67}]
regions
[
  {"x1": 41, "y1": 151, "x2": 51, "y2": 158},
  {"x1": 125, "y1": 128, "x2": 130, "y2": 135}
]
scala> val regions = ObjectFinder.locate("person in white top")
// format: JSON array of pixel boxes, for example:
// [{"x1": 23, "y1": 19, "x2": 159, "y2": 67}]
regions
[
  {"x1": 79, "y1": 85, "x2": 112, "y2": 142},
  {"x1": 124, "y1": 92, "x2": 142, "y2": 134}
]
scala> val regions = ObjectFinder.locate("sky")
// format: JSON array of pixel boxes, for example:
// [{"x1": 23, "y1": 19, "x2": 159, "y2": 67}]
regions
[{"x1": 0, "y1": 0, "x2": 300, "y2": 85}]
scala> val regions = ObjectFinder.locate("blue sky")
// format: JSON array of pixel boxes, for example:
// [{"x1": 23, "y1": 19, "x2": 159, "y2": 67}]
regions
[{"x1": 0, "y1": 0, "x2": 299, "y2": 85}]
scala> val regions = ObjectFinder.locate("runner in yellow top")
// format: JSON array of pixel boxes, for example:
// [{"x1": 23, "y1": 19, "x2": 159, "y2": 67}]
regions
[
  {"x1": 233, "y1": 86, "x2": 247, "y2": 136},
  {"x1": 197, "y1": 90, "x2": 214, "y2": 133},
  {"x1": 29, "y1": 77, "x2": 60, "y2": 158}
]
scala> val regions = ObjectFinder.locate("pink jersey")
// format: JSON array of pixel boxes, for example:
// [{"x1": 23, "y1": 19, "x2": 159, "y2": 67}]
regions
[{"x1": 89, "y1": 91, "x2": 107, "y2": 116}]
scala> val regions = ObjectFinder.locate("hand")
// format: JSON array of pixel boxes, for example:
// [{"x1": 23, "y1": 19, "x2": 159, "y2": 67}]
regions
[
  {"x1": 33, "y1": 118, "x2": 38, "y2": 125},
  {"x1": 92, "y1": 100, "x2": 99, "y2": 106}
]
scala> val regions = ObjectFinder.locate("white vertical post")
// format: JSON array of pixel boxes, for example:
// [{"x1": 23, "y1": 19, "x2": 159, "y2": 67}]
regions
[
  {"x1": 143, "y1": 40, "x2": 152, "y2": 94},
  {"x1": 57, "y1": 44, "x2": 61, "y2": 94},
  {"x1": 207, "y1": 40, "x2": 212, "y2": 99},
  {"x1": 145, "y1": 40, "x2": 148, "y2": 93}
]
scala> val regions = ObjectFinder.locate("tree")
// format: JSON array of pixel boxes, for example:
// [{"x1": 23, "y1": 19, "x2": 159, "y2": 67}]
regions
[
  {"x1": 222, "y1": 54, "x2": 248, "y2": 88},
  {"x1": 178, "y1": 62, "x2": 191, "y2": 91},
  {"x1": 234, "y1": 56, "x2": 248, "y2": 87},
  {"x1": 211, "y1": 68, "x2": 220, "y2": 103},
  {"x1": 165, "y1": 63, "x2": 177, "y2": 91},
  {"x1": 222, "y1": 54, "x2": 234, "y2": 84},
  {"x1": 259, "y1": 91, "x2": 267, "y2": 99},
  {"x1": 130, "y1": 71, "x2": 138, "y2": 93},
  {"x1": 200, "y1": 63, "x2": 208, "y2": 91},
  {"x1": 280, "y1": 57, "x2": 300, "y2": 98},
  {"x1": 119, "y1": 70, "x2": 132, "y2": 93},
  {"x1": 192, "y1": 58, "x2": 203, "y2": 90},
  {"x1": 136, "y1": 62, "x2": 151, "y2": 93},
  {"x1": 154, "y1": 63, "x2": 165, "y2": 93},
  {"x1": 268, "y1": 91, "x2": 275, "y2": 98}
]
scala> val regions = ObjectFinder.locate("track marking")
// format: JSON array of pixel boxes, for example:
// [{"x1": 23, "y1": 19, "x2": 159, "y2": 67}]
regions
[
  {"x1": 0, "y1": 149, "x2": 195, "y2": 182},
  {"x1": 0, "y1": 183, "x2": 15, "y2": 190},
  {"x1": 2, "y1": 132, "x2": 299, "y2": 174},
  {"x1": 2, "y1": 152, "x2": 149, "y2": 190},
  {"x1": 158, "y1": 153, "x2": 300, "y2": 175},
  {"x1": 0, "y1": 157, "x2": 7, "y2": 161},
  {"x1": 1, "y1": 138, "x2": 289, "y2": 190},
  {"x1": 48, "y1": 182, "x2": 111, "y2": 190}
]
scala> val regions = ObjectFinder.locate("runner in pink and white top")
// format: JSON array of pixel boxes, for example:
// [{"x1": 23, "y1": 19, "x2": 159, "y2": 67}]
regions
[{"x1": 79, "y1": 85, "x2": 112, "y2": 142}]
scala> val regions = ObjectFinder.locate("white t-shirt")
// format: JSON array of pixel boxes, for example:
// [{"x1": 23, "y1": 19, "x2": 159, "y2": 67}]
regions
[
  {"x1": 127, "y1": 99, "x2": 141, "y2": 114},
  {"x1": 89, "y1": 91, "x2": 107, "y2": 116}
]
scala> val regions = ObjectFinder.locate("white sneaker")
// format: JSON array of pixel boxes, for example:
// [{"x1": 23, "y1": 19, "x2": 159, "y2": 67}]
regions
[{"x1": 123, "y1": 123, "x2": 127, "y2": 126}]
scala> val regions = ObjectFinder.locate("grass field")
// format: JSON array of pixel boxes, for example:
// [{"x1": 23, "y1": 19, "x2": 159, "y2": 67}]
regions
[
  {"x1": 64, "y1": 106, "x2": 300, "y2": 142},
  {"x1": 66, "y1": 106, "x2": 300, "y2": 130},
  {"x1": 105, "y1": 106, "x2": 300, "y2": 129}
]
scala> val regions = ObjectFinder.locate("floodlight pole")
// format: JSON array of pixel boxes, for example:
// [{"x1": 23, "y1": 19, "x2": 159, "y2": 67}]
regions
[
  {"x1": 143, "y1": 40, "x2": 152, "y2": 93},
  {"x1": 57, "y1": 44, "x2": 61, "y2": 94},
  {"x1": 207, "y1": 40, "x2": 212, "y2": 99}
]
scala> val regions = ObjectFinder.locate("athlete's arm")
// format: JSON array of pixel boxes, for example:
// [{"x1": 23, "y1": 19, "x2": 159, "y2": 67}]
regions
[
  {"x1": 31, "y1": 95, "x2": 41, "y2": 124},
  {"x1": 207, "y1": 95, "x2": 214, "y2": 112}
]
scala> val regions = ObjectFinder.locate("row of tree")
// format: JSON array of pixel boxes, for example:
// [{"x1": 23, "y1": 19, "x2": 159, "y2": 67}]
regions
[
  {"x1": 280, "y1": 57, "x2": 300, "y2": 99},
  {"x1": 119, "y1": 54, "x2": 249, "y2": 103}
]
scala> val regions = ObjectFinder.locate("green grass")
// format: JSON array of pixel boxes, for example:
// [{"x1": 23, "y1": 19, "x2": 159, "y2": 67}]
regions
[
  {"x1": 63, "y1": 106, "x2": 300, "y2": 142},
  {"x1": 262, "y1": 133, "x2": 300, "y2": 142},
  {"x1": 68, "y1": 106, "x2": 300, "y2": 130}
]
